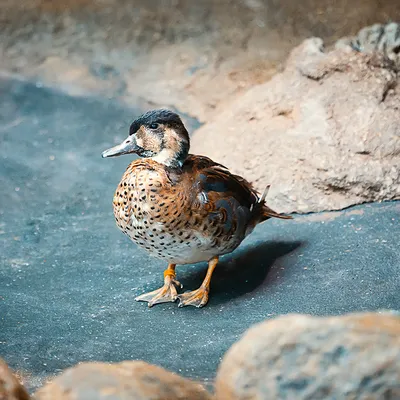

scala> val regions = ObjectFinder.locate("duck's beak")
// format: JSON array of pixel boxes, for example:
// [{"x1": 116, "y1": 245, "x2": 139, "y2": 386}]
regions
[{"x1": 102, "y1": 136, "x2": 138, "y2": 158}]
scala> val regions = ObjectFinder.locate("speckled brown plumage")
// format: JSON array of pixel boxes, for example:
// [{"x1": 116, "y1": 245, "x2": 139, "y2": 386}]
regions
[{"x1": 103, "y1": 109, "x2": 292, "y2": 308}]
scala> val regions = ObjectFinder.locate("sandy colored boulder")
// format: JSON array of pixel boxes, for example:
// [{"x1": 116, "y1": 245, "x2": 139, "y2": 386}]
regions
[
  {"x1": 191, "y1": 38, "x2": 400, "y2": 213},
  {"x1": 216, "y1": 311, "x2": 400, "y2": 400},
  {"x1": 0, "y1": 359, "x2": 30, "y2": 400},
  {"x1": 34, "y1": 360, "x2": 211, "y2": 400}
]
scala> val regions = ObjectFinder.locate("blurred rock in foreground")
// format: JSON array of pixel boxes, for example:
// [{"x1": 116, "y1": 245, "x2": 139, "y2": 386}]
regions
[
  {"x1": 34, "y1": 360, "x2": 211, "y2": 400},
  {"x1": 216, "y1": 311, "x2": 400, "y2": 400},
  {"x1": 0, "y1": 359, "x2": 30, "y2": 400}
]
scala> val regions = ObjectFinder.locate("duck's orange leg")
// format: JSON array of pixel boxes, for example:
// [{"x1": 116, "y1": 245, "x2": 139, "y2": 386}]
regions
[
  {"x1": 177, "y1": 256, "x2": 218, "y2": 308},
  {"x1": 135, "y1": 264, "x2": 182, "y2": 307}
]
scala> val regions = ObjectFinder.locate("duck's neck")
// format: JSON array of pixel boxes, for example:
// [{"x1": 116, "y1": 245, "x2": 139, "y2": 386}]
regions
[
  {"x1": 151, "y1": 149, "x2": 183, "y2": 168},
  {"x1": 151, "y1": 138, "x2": 189, "y2": 168}
]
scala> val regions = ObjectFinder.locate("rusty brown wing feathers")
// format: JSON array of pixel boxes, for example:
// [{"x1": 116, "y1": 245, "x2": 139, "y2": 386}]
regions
[{"x1": 183, "y1": 155, "x2": 291, "y2": 230}]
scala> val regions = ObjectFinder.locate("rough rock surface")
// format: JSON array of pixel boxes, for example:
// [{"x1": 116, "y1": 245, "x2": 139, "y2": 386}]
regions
[
  {"x1": 0, "y1": 359, "x2": 30, "y2": 400},
  {"x1": 191, "y1": 38, "x2": 400, "y2": 213},
  {"x1": 1, "y1": 1, "x2": 400, "y2": 121},
  {"x1": 336, "y1": 22, "x2": 400, "y2": 69},
  {"x1": 216, "y1": 312, "x2": 400, "y2": 400},
  {"x1": 34, "y1": 361, "x2": 211, "y2": 400}
]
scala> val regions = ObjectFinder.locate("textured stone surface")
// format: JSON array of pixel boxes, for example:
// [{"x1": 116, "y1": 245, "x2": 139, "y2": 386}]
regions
[
  {"x1": 191, "y1": 38, "x2": 400, "y2": 213},
  {"x1": 0, "y1": 359, "x2": 30, "y2": 400},
  {"x1": 216, "y1": 312, "x2": 400, "y2": 400},
  {"x1": 1, "y1": 1, "x2": 400, "y2": 121},
  {"x1": 336, "y1": 22, "x2": 400, "y2": 69},
  {"x1": 34, "y1": 361, "x2": 211, "y2": 399}
]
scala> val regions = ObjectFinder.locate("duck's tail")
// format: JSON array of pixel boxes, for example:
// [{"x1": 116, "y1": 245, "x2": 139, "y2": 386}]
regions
[{"x1": 252, "y1": 185, "x2": 293, "y2": 222}]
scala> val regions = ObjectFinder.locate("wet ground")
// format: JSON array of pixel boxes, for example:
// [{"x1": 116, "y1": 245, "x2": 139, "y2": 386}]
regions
[{"x1": 0, "y1": 78, "x2": 399, "y2": 392}]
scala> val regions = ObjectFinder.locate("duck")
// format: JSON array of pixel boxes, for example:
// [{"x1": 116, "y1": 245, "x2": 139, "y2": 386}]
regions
[{"x1": 102, "y1": 109, "x2": 292, "y2": 308}]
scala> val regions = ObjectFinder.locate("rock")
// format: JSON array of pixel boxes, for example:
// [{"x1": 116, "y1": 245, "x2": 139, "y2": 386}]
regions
[
  {"x1": 33, "y1": 57, "x2": 121, "y2": 98},
  {"x1": 2, "y1": 1, "x2": 400, "y2": 122},
  {"x1": 191, "y1": 38, "x2": 400, "y2": 213},
  {"x1": 34, "y1": 361, "x2": 211, "y2": 400},
  {"x1": 0, "y1": 359, "x2": 30, "y2": 400},
  {"x1": 215, "y1": 311, "x2": 400, "y2": 400},
  {"x1": 335, "y1": 22, "x2": 400, "y2": 68}
]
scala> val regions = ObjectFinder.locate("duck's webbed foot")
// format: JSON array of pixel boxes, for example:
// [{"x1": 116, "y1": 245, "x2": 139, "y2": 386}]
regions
[
  {"x1": 177, "y1": 286, "x2": 209, "y2": 308},
  {"x1": 177, "y1": 256, "x2": 219, "y2": 308},
  {"x1": 135, "y1": 264, "x2": 182, "y2": 307}
]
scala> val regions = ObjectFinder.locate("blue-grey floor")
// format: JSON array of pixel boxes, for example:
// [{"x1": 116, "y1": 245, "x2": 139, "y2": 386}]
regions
[{"x1": 0, "y1": 78, "x2": 399, "y2": 392}]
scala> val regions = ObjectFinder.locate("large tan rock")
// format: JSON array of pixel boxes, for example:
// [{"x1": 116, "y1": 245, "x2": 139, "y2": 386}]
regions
[
  {"x1": 34, "y1": 360, "x2": 211, "y2": 400},
  {"x1": 0, "y1": 359, "x2": 30, "y2": 400},
  {"x1": 216, "y1": 312, "x2": 400, "y2": 400},
  {"x1": 191, "y1": 38, "x2": 400, "y2": 213}
]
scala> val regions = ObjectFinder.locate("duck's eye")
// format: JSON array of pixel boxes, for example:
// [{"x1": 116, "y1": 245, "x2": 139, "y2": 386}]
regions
[{"x1": 149, "y1": 123, "x2": 159, "y2": 129}]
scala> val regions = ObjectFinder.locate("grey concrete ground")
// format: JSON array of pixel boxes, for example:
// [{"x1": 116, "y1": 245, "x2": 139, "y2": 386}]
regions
[{"x1": 0, "y1": 78, "x2": 399, "y2": 392}]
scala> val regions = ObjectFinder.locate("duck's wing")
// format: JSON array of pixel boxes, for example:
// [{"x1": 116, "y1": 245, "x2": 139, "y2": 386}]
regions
[
  {"x1": 178, "y1": 155, "x2": 256, "y2": 243},
  {"x1": 184, "y1": 154, "x2": 257, "y2": 206},
  {"x1": 184, "y1": 154, "x2": 292, "y2": 225}
]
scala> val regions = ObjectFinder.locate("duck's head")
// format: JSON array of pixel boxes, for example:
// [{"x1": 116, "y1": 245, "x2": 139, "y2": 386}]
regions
[{"x1": 102, "y1": 109, "x2": 190, "y2": 168}]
